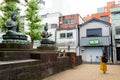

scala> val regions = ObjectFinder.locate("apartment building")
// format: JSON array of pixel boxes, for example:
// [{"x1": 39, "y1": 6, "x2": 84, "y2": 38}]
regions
[
  {"x1": 110, "y1": 4, "x2": 120, "y2": 63},
  {"x1": 83, "y1": 1, "x2": 115, "y2": 23},
  {"x1": 56, "y1": 14, "x2": 84, "y2": 54}
]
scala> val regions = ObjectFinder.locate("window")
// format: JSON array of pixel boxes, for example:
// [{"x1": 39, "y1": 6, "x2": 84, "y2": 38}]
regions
[
  {"x1": 116, "y1": 27, "x2": 120, "y2": 34},
  {"x1": 60, "y1": 33, "x2": 66, "y2": 38},
  {"x1": 100, "y1": 16, "x2": 108, "y2": 21},
  {"x1": 113, "y1": 12, "x2": 120, "y2": 16},
  {"x1": 87, "y1": 28, "x2": 102, "y2": 37},
  {"x1": 51, "y1": 24, "x2": 57, "y2": 28},
  {"x1": 115, "y1": 39, "x2": 120, "y2": 43},
  {"x1": 41, "y1": 15, "x2": 47, "y2": 18},
  {"x1": 69, "y1": 19, "x2": 74, "y2": 24},
  {"x1": 67, "y1": 33, "x2": 73, "y2": 38},
  {"x1": 63, "y1": 20, "x2": 68, "y2": 24}
]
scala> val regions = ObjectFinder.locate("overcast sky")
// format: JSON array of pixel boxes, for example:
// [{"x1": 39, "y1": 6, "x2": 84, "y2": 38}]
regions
[
  {"x1": 45, "y1": 0, "x2": 117, "y2": 17},
  {"x1": 0, "y1": 0, "x2": 118, "y2": 17}
]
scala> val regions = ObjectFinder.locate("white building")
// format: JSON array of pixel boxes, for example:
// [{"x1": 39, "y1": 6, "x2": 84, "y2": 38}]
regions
[
  {"x1": 56, "y1": 28, "x2": 77, "y2": 52},
  {"x1": 56, "y1": 14, "x2": 84, "y2": 54},
  {"x1": 77, "y1": 18, "x2": 111, "y2": 63},
  {"x1": 110, "y1": 6, "x2": 120, "y2": 63}
]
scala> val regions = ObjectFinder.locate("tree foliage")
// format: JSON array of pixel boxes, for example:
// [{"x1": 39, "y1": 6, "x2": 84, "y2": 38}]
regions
[
  {"x1": 26, "y1": 0, "x2": 42, "y2": 43},
  {"x1": 0, "y1": 0, "x2": 22, "y2": 32}
]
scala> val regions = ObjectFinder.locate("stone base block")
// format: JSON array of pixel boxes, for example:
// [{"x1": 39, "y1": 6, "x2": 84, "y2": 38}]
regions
[
  {"x1": 30, "y1": 51, "x2": 58, "y2": 63},
  {"x1": 0, "y1": 43, "x2": 32, "y2": 50},
  {"x1": 0, "y1": 51, "x2": 31, "y2": 61}
]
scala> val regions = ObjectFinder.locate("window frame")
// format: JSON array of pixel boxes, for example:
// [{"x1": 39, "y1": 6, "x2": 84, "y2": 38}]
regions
[
  {"x1": 51, "y1": 24, "x2": 57, "y2": 28},
  {"x1": 67, "y1": 32, "x2": 73, "y2": 38},
  {"x1": 86, "y1": 28, "x2": 102, "y2": 37},
  {"x1": 69, "y1": 19, "x2": 74, "y2": 24},
  {"x1": 63, "y1": 20, "x2": 68, "y2": 24},
  {"x1": 100, "y1": 16, "x2": 108, "y2": 21},
  {"x1": 60, "y1": 33, "x2": 66, "y2": 39},
  {"x1": 116, "y1": 27, "x2": 120, "y2": 35}
]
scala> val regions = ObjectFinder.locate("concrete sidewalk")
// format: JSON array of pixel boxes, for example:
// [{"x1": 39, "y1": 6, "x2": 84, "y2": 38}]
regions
[{"x1": 43, "y1": 64, "x2": 120, "y2": 80}]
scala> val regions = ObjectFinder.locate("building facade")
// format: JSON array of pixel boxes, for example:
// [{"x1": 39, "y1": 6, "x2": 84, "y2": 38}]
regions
[
  {"x1": 56, "y1": 14, "x2": 84, "y2": 54},
  {"x1": 110, "y1": 6, "x2": 120, "y2": 63},
  {"x1": 83, "y1": 1, "x2": 115, "y2": 23},
  {"x1": 77, "y1": 18, "x2": 111, "y2": 63}
]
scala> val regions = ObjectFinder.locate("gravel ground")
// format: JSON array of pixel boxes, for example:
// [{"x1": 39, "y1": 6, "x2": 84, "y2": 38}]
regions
[{"x1": 43, "y1": 64, "x2": 120, "y2": 80}]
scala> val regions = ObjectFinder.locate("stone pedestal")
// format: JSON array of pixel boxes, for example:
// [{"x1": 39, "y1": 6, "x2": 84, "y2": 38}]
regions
[
  {"x1": 2, "y1": 34, "x2": 28, "y2": 44},
  {"x1": 0, "y1": 50, "x2": 31, "y2": 61},
  {"x1": 30, "y1": 51, "x2": 58, "y2": 63},
  {"x1": 30, "y1": 45, "x2": 58, "y2": 63},
  {"x1": 3, "y1": 34, "x2": 27, "y2": 40},
  {"x1": 0, "y1": 43, "x2": 32, "y2": 49},
  {"x1": 0, "y1": 43, "x2": 32, "y2": 61}
]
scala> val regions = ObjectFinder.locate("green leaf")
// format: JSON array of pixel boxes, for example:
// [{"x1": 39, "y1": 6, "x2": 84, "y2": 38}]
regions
[
  {"x1": 25, "y1": 0, "x2": 42, "y2": 43},
  {"x1": 0, "y1": 0, "x2": 22, "y2": 32}
]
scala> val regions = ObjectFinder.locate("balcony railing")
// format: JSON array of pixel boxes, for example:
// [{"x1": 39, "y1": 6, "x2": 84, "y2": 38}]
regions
[{"x1": 80, "y1": 36, "x2": 111, "y2": 46}]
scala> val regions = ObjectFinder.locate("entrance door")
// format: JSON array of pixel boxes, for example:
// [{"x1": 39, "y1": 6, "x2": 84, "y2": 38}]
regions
[
  {"x1": 86, "y1": 47, "x2": 102, "y2": 62},
  {"x1": 116, "y1": 47, "x2": 120, "y2": 61}
]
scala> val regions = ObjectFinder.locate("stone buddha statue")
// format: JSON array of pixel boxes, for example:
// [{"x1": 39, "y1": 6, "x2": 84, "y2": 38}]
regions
[
  {"x1": 4, "y1": 10, "x2": 19, "y2": 35},
  {"x1": 41, "y1": 23, "x2": 52, "y2": 38},
  {"x1": 41, "y1": 23, "x2": 55, "y2": 44},
  {"x1": 3, "y1": 10, "x2": 27, "y2": 41}
]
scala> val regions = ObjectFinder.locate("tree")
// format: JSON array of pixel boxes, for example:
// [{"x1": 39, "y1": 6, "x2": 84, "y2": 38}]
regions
[
  {"x1": 0, "y1": 0, "x2": 22, "y2": 32},
  {"x1": 26, "y1": 0, "x2": 42, "y2": 44}
]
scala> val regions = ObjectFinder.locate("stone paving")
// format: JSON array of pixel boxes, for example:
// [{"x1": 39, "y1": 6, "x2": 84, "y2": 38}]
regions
[{"x1": 43, "y1": 64, "x2": 120, "y2": 80}]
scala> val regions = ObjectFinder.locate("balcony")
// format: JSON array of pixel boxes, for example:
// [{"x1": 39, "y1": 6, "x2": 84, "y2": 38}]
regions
[{"x1": 80, "y1": 36, "x2": 111, "y2": 46}]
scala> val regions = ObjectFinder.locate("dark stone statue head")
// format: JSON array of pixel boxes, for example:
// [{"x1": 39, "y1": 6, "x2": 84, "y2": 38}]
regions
[
  {"x1": 44, "y1": 23, "x2": 48, "y2": 31},
  {"x1": 11, "y1": 10, "x2": 18, "y2": 21}
]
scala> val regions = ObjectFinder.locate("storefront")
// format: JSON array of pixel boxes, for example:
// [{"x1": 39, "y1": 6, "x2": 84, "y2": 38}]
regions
[{"x1": 77, "y1": 18, "x2": 111, "y2": 63}]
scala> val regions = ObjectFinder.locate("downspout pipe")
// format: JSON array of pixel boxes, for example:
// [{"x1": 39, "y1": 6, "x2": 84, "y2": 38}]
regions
[{"x1": 77, "y1": 24, "x2": 81, "y2": 55}]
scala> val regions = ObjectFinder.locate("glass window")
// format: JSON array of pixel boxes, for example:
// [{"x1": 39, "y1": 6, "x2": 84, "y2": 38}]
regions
[
  {"x1": 51, "y1": 24, "x2": 57, "y2": 28},
  {"x1": 116, "y1": 27, "x2": 120, "y2": 34},
  {"x1": 63, "y1": 20, "x2": 68, "y2": 24},
  {"x1": 41, "y1": 15, "x2": 47, "y2": 18},
  {"x1": 87, "y1": 28, "x2": 102, "y2": 37},
  {"x1": 115, "y1": 39, "x2": 120, "y2": 43},
  {"x1": 69, "y1": 19, "x2": 74, "y2": 24},
  {"x1": 113, "y1": 12, "x2": 120, "y2": 16},
  {"x1": 67, "y1": 33, "x2": 73, "y2": 38},
  {"x1": 100, "y1": 16, "x2": 108, "y2": 21},
  {"x1": 60, "y1": 33, "x2": 66, "y2": 38}
]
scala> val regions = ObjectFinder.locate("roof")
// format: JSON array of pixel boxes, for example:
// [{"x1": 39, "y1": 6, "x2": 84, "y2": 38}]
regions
[{"x1": 78, "y1": 18, "x2": 111, "y2": 27}]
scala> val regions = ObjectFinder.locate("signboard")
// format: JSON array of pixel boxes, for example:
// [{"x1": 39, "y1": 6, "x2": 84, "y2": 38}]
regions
[{"x1": 89, "y1": 39, "x2": 99, "y2": 45}]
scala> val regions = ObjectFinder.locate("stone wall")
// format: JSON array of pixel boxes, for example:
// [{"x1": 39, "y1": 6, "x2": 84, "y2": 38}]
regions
[
  {"x1": 0, "y1": 51, "x2": 30, "y2": 61},
  {"x1": 0, "y1": 56, "x2": 82, "y2": 80}
]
